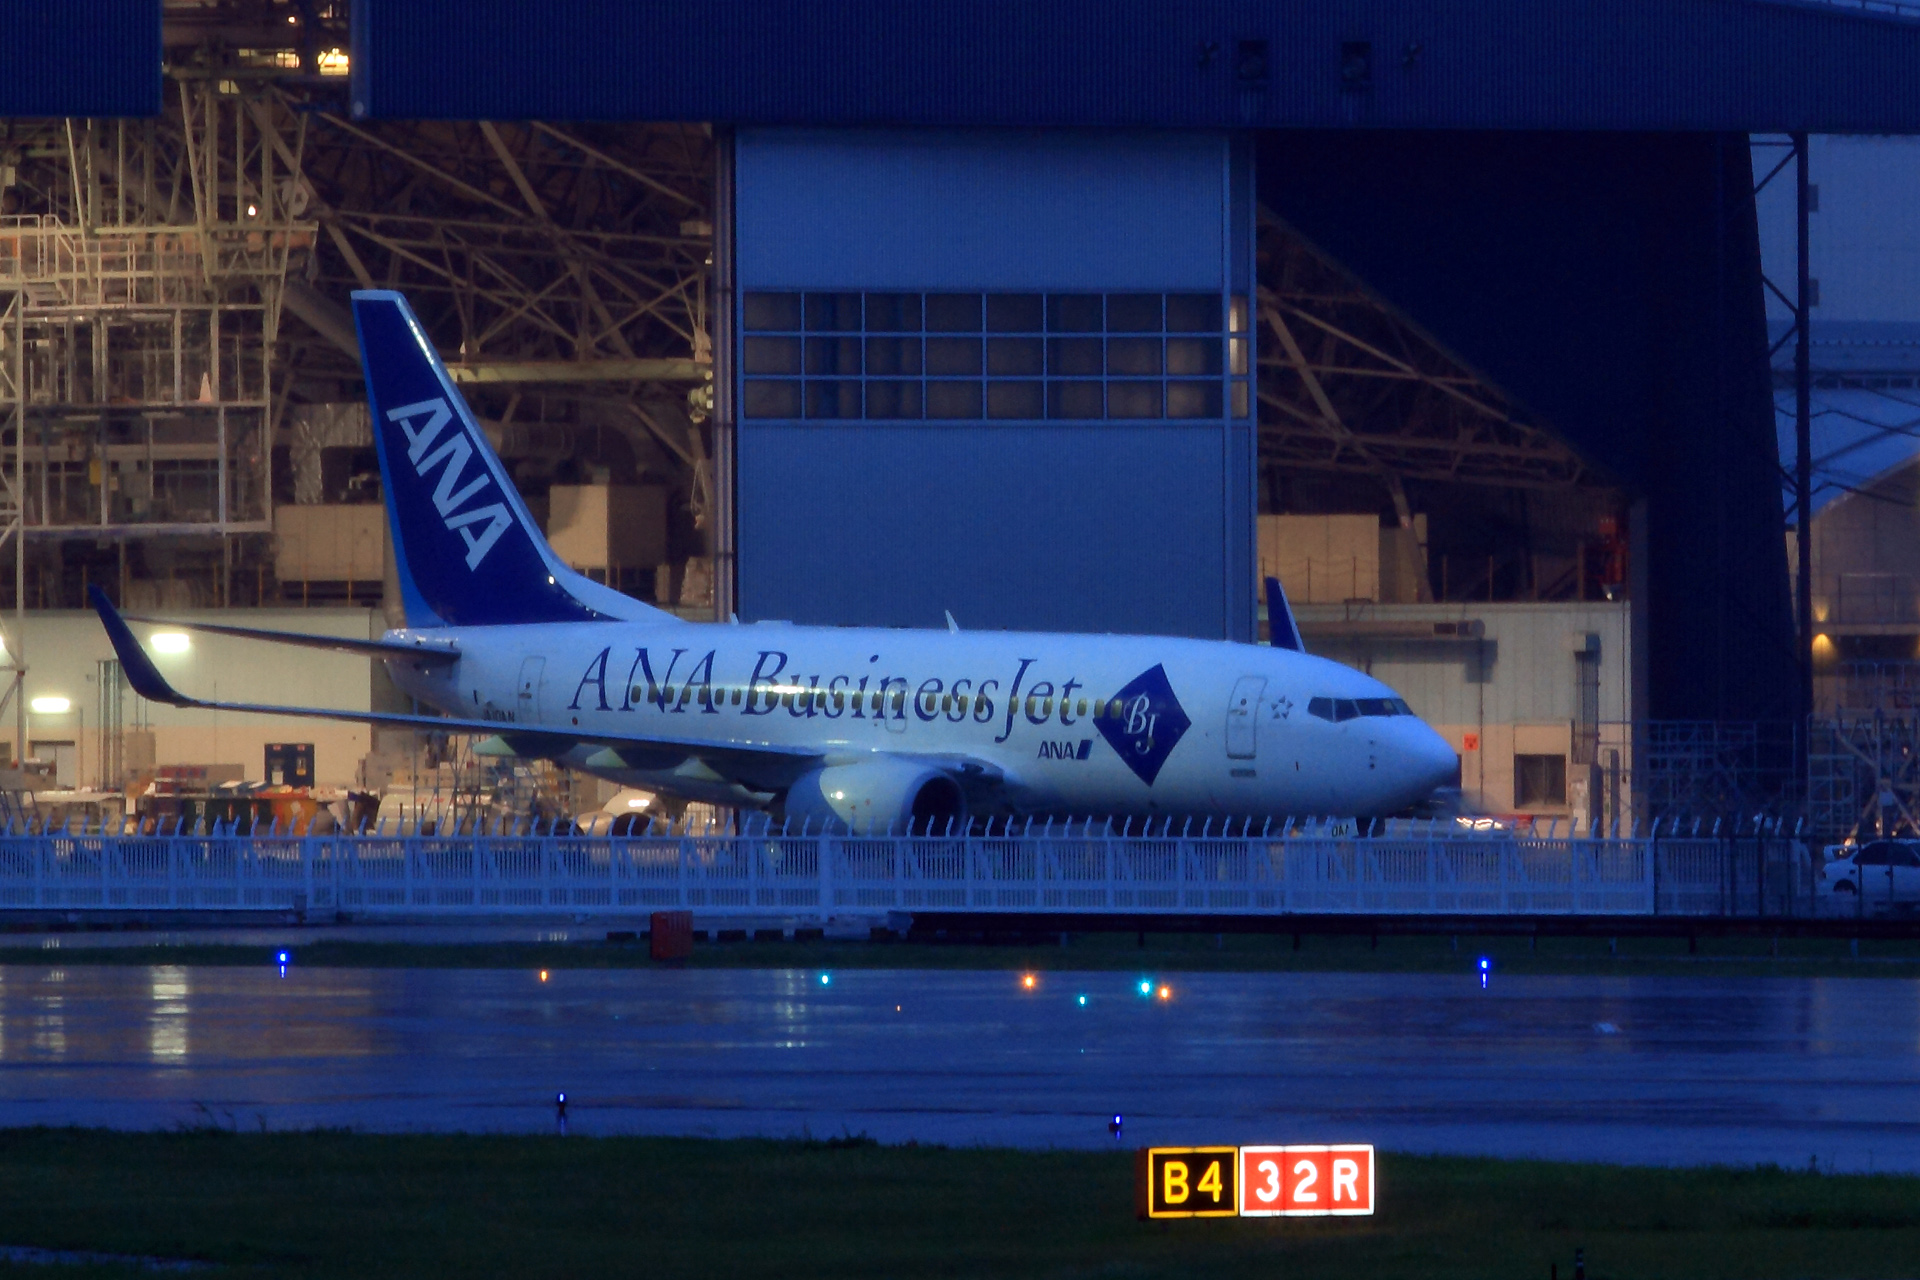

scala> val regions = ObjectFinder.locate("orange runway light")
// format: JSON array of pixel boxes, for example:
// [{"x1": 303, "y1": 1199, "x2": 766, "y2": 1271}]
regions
[
  {"x1": 539, "y1": 970, "x2": 549, "y2": 982},
  {"x1": 1157, "y1": 985, "x2": 1172, "y2": 1000},
  {"x1": 1022, "y1": 973, "x2": 1037, "y2": 989}
]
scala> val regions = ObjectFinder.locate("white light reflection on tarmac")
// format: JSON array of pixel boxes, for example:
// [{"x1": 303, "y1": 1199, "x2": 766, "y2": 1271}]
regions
[{"x1": 0, "y1": 966, "x2": 1912, "y2": 1172}]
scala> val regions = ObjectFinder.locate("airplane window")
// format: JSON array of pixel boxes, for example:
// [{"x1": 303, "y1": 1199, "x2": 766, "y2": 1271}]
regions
[
  {"x1": 1043, "y1": 697, "x2": 1054, "y2": 717},
  {"x1": 733, "y1": 688, "x2": 743, "y2": 705},
  {"x1": 1077, "y1": 699, "x2": 1088, "y2": 717},
  {"x1": 663, "y1": 686, "x2": 676, "y2": 702},
  {"x1": 941, "y1": 694, "x2": 952, "y2": 712},
  {"x1": 891, "y1": 690, "x2": 905, "y2": 711},
  {"x1": 1392, "y1": 698, "x2": 1411, "y2": 714},
  {"x1": 814, "y1": 690, "x2": 827, "y2": 709},
  {"x1": 1026, "y1": 695, "x2": 1039, "y2": 717},
  {"x1": 1109, "y1": 699, "x2": 1124, "y2": 718},
  {"x1": 1356, "y1": 698, "x2": 1395, "y2": 717},
  {"x1": 1333, "y1": 699, "x2": 1359, "y2": 722},
  {"x1": 630, "y1": 684, "x2": 644, "y2": 703},
  {"x1": 957, "y1": 695, "x2": 969, "y2": 714},
  {"x1": 871, "y1": 691, "x2": 884, "y2": 711},
  {"x1": 1307, "y1": 697, "x2": 1333, "y2": 721}
]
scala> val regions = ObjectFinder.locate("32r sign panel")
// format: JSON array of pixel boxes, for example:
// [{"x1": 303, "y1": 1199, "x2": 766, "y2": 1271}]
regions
[{"x1": 1239, "y1": 1145, "x2": 1374, "y2": 1216}]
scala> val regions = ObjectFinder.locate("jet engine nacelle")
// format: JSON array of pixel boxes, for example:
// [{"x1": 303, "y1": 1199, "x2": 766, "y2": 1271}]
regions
[{"x1": 783, "y1": 760, "x2": 968, "y2": 834}]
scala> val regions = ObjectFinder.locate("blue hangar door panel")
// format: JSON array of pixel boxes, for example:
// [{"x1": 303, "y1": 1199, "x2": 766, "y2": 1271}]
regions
[{"x1": 733, "y1": 129, "x2": 1255, "y2": 639}]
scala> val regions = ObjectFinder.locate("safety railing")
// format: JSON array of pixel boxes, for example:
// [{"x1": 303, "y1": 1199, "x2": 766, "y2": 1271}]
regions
[{"x1": 0, "y1": 824, "x2": 1818, "y2": 920}]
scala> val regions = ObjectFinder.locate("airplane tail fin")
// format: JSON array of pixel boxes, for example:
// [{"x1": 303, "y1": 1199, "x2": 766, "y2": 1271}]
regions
[
  {"x1": 350, "y1": 290, "x2": 679, "y2": 628},
  {"x1": 1264, "y1": 575, "x2": 1305, "y2": 652}
]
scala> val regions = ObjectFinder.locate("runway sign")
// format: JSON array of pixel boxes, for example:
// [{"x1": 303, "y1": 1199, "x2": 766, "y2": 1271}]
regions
[
  {"x1": 1239, "y1": 1145, "x2": 1375, "y2": 1216},
  {"x1": 1137, "y1": 1147, "x2": 1239, "y2": 1219}
]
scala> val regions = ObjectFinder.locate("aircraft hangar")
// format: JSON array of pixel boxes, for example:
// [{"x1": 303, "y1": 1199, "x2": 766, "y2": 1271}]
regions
[{"x1": 1, "y1": 0, "x2": 1918, "y2": 828}]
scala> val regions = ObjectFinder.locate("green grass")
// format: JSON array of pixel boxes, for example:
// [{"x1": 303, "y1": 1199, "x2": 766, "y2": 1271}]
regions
[
  {"x1": 0, "y1": 1130, "x2": 1913, "y2": 1278},
  {"x1": 5, "y1": 931, "x2": 1920, "y2": 978}
]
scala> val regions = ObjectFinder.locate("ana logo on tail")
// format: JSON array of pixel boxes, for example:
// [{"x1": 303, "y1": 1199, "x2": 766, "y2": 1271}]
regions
[{"x1": 385, "y1": 398, "x2": 515, "y2": 570}]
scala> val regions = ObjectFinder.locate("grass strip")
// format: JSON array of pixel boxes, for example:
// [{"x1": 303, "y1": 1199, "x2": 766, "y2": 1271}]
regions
[
  {"x1": 4, "y1": 932, "x2": 1920, "y2": 977},
  {"x1": 0, "y1": 1130, "x2": 1914, "y2": 1279}
]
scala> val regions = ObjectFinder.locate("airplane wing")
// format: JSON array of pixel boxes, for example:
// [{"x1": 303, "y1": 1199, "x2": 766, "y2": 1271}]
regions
[
  {"x1": 119, "y1": 613, "x2": 460, "y2": 663},
  {"x1": 91, "y1": 587, "x2": 1004, "y2": 795},
  {"x1": 93, "y1": 586, "x2": 813, "y2": 769}
]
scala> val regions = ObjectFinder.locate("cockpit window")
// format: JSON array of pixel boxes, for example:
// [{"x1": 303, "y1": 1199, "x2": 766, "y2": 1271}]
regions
[{"x1": 1310, "y1": 694, "x2": 1412, "y2": 721}]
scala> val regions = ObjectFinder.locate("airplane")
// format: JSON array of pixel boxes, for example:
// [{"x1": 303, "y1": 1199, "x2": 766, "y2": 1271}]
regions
[{"x1": 89, "y1": 289, "x2": 1458, "y2": 832}]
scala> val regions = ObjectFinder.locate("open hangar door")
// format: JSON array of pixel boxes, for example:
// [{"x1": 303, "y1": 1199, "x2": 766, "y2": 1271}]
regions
[{"x1": 1255, "y1": 130, "x2": 1795, "y2": 726}]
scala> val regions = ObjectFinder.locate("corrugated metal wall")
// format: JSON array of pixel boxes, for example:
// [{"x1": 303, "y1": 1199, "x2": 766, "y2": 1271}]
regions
[
  {"x1": 732, "y1": 129, "x2": 1255, "y2": 639},
  {"x1": 0, "y1": 0, "x2": 158, "y2": 117},
  {"x1": 350, "y1": 0, "x2": 1920, "y2": 131}
]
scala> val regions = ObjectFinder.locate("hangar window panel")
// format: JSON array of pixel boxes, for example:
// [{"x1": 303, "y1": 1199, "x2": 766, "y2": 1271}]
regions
[
  {"x1": 738, "y1": 290, "x2": 1250, "y2": 424},
  {"x1": 867, "y1": 381, "x2": 923, "y2": 420},
  {"x1": 1047, "y1": 294, "x2": 1104, "y2": 332},
  {"x1": 865, "y1": 293, "x2": 921, "y2": 331},
  {"x1": 805, "y1": 293, "x2": 862, "y2": 331},
  {"x1": 926, "y1": 293, "x2": 983, "y2": 331},
  {"x1": 1167, "y1": 382, "x2": 1222, "y2": 418},
  {"x1": 743, "y1": 379, "x2": 802, "y2": 418},
  {"x1": 1106, "y1": 294, "x2": 1162, "y2": 331},
  {"x1": 865, "y1": 336, "x2": 921, "y2": 375},
  {"x1": 1047, "y1": 381, "x2": 1104, "y2": 418},
  {"x1": 987, "y1": 381, "x2": 1045, "y2": 419},
  {"x1": 743, "y1": 336, "x2": 801, "y2": 375},
  {"x1": 986, "y1": 294, "x2": 1045, "y2": 331},
  {"x1": 926, "y1": 381, "x2": 982, "y2": 418},
  {"x1": 987, "y1": 338, "x2": 1044, "y2": 376},
  {"x1": 925, "y1": 337, "x2": 982, "y2": 376},
  {"x1": 1049, "y1": 338, "x2": 1102, "y2": 376},
  {"x1": 744, "y1": 293, "x2": 803, "y2": 331}
]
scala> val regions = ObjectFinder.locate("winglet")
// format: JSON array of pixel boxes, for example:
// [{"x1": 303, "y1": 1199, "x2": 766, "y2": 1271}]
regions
[
  {"x1": 88, "y1": 585, "x2": 189, "y2": 705},
  {"x1": 945, "y1": 610, "x2": 960, "y2": 634},
  {"x1": 1263, "y1": 576, "x2": 1305, "y2": 652}
]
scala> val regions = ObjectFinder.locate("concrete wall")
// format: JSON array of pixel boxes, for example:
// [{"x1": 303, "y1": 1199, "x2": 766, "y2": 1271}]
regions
[
  {"x1": 2, "y1": 608, "x2": 379, "y2": 790},
  {"x1": 1296, "y1": 600, "x2": 1634, "y2": 816}
]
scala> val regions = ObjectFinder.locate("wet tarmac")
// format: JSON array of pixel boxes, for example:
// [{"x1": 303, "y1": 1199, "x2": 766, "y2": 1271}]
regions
[{"x1": 0, "y1": 964, "x2": 1915, "y2": 1171}]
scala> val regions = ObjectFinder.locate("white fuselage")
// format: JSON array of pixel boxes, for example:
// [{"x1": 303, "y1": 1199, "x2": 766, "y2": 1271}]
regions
[{"x1": 383, "y1": 620, "x2": 1459, "y2": 819}]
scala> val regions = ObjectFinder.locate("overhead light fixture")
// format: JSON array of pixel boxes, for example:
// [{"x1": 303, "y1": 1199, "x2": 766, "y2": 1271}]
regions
[
  {"x1": 150, "y1": 632, "x2": 190, "y2": 655},
  {"x1": 29, "y1": 696, "x2": 70, "y2": 714}
]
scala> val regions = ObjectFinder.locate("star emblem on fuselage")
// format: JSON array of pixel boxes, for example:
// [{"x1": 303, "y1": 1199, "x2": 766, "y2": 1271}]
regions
[{"x1": 1271, "y1": 694, "x2": 1294, "y2": 720}]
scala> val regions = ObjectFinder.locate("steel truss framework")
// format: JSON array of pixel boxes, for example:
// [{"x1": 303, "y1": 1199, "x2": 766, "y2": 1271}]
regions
[{"x1": 1255, "y1": 209, "x2": 1593, "y2": 500}]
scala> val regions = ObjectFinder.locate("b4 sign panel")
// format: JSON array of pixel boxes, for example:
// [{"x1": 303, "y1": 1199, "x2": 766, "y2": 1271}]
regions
[
  {"x1": 1238, "y1": 1145, "x2": 1374, "y2": 1216},
  {"x1": 1138, "y1": 1147, "x2": 1239, "y2": 1219}
]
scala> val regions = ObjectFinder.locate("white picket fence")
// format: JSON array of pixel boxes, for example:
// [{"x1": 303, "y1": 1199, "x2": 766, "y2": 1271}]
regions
[{"x1": 0, "y1": 830, "x2": 1809, "y2": 919}]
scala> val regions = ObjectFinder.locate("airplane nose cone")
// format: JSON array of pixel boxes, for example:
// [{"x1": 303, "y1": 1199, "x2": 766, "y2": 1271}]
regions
[{"x1": 1402, "y1": 722, "x2": 1459, "y2": 798}]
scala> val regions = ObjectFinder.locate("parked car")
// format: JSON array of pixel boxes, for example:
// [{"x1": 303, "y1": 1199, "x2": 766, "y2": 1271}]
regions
[{"x1": 1819, "y1": 840, "x2": 1920, "y2": 911}]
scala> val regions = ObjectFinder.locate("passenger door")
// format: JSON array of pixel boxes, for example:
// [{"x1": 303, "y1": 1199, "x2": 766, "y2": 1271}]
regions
[
  {"x1": 517, "y1": 657, "x2": 545, "y2": 722},
  {"x1": 1227, "y1": 676, "x2": 1266, "y2": 759}
]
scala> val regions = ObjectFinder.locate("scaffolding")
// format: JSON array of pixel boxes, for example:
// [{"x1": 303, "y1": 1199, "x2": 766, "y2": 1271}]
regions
[{"x1": 0, "y1": 86, "x2": 313, "y2": 608}]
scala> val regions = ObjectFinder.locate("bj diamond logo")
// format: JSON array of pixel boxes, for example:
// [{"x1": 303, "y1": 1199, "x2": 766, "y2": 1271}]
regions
[{"x1": 1096, "y1": 664, "x2": 1191, "y2": 786}]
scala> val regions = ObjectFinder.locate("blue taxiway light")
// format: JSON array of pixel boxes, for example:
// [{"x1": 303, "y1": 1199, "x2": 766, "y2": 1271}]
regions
[
  {"x1": 1137, "y1": 980, "x2": 1152, "y2": 997},
  {"x1": 277, "y1": 952, "x2": 289, "y2": 964},
  {"x1": 819, "y1": 973, "x2": 831, "y2": 986},
  {"x1": 1077, "y1": 994, "x2": 1088, "y2": 1006}
]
